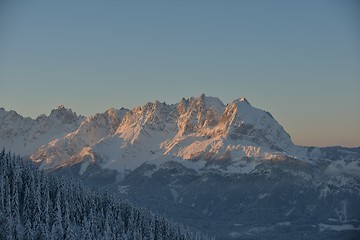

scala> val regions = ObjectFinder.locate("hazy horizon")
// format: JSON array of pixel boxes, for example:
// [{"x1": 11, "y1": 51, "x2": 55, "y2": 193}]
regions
[{"x1": 1, "y1": 1, "x2": 359, "y2": 147}]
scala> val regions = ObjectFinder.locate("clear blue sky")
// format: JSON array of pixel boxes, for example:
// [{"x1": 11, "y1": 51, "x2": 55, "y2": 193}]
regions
[{"x1": 0, "y1": 0, "x2": 359, "y2": 147}]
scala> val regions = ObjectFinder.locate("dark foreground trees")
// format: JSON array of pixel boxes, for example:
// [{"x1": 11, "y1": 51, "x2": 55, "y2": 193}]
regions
[{"x1": 0, "y1": 149, "x2": 210, "y2": 240}]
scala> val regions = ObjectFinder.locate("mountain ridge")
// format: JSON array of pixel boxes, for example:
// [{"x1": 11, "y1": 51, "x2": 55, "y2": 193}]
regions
[
  {"x1": 1, "y1": 95, "x2": 359, "y2": 176},
  {"x1": 0, "y1": 106, "x2": 84, "y2": 156},
  {"x1": 1, "y1": 95, "x2": 360, "y2": 239},
  {"x1": 30, "y1": 94, "x2": 302, "y2": 173}
]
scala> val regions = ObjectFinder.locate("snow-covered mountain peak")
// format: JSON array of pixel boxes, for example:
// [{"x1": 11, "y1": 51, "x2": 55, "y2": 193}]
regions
[
  {"x1": 84, "y1": 107, "x2": 128, "y2": 128},
  {"x1": 0, "y1": 108, "x2": 23, "y2": 119},
  {"x1": 115, "y1": 100, "x2": 177, "y2": 144},
  {"x1": 0, "y1": 109, "x2": 34, "y2": 136},
  {"x1": 233, "y1": 97, "x2": 250, "y2": 105},
  {"x1": 104, "y1": 107, "x2": 128, "y2": 121},
  {"x1": 49, "y1": 105, "x2": 79, "y2": 125},
  {"x1": 0, "y1": 106, "x2": 83, "y2": 156},
  {"x1": 50, "y1": 105, "x2": 72, "y2": 114},
  {"x1": 188, "y1": 94, "x2": 225, "y2": 110},
  {"x1": 175, "y1": 94, "x2": 226, "y2": 135},
  {"x1": 56, "y1": 104, "x2": 65, "y2": 109},
  {"x1": 35, "y1": 114, "x2": 47, "y2": 121},
  {"x1": 143, "y1": 100, "x2": 170, "y2": 114},
  {"x1": 31, "y1": 107, "x2": 129, "y2": 169},
  {"x1": 211, "y1": 98, "x2": 294, "y2": 151}
]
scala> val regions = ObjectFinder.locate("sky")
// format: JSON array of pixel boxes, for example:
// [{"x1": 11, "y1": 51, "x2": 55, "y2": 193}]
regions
[{"x1": 0, "y1": 0, "x2": 359, "y2": 147}]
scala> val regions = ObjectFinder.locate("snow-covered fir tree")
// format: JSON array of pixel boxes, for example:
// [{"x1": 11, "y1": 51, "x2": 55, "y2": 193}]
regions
[{"x1": 0, "y1": 149, "x2": 212, "y2": 240}]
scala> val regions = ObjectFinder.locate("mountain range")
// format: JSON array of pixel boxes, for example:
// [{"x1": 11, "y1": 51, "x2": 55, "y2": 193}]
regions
[{"x1": 1, "y1": 94, "x2": 360, "y2": 239}]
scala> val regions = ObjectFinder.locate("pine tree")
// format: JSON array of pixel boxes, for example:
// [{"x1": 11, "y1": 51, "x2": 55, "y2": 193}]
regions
[
  {"x1": 81, "y1": 214, "x2": 92, "y2": 240},
  {"x1": 23, "y1": 219, "x2": 34, "y2": 240},
  {"x1": 51, "y1": 191, "x2": 64, "y2": 239},
  {"x1": 0, "y1": 210, "x2": 9, "y2": 239},
  {"x1": 37, "y1": 224, "x2": 49, "y2": 240},
  {"x1": 11, "y1": 177, "x2": 22, "y2": 240},
  {"x1": 22, "y1": 182, "x2": 32, "y2": 225},
  {"x1": 64, "y1": 200, "x2": 75, "y2": 240}
]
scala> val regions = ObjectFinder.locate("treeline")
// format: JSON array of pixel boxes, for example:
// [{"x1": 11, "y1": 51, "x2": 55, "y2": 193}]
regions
[{"x1": 0, "y1": 149, "x2": 211, "y2": 240}]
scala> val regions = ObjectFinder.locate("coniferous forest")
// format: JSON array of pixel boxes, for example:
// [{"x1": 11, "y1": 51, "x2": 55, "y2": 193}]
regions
[{"x1": 0, "y1": 149, "x2": 210, "y2": 240}]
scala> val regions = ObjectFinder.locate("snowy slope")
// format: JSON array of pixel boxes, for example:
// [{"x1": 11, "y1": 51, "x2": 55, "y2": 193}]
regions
[
  {"x1": 0, "y1": 106, "x2": 83, "y2": 156},
  {"x1": 1, "y1": 95, "x2": 358, "y2": 175},
  {"x1": 26, "y1": 95, "x2": 357, "y2": 176},
  {"x1": 31, "y1": 108, "x2": 128, "y2": 170}
]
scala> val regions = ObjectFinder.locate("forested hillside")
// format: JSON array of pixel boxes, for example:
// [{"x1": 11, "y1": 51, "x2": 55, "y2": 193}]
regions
[{"x1": 0, "y1": 149, "x2": 210, "y2": 240}]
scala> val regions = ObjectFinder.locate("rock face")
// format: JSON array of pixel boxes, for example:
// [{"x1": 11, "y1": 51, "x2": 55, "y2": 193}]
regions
[{"x1": 1, "y1": 95, "x2": 360, "y2": 239}]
